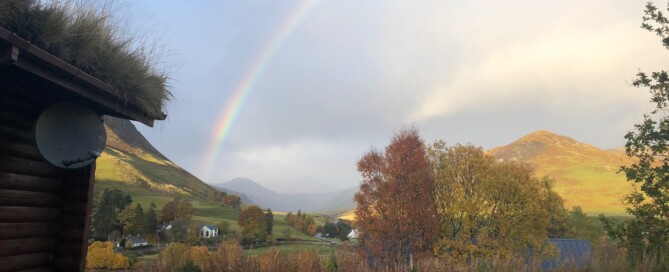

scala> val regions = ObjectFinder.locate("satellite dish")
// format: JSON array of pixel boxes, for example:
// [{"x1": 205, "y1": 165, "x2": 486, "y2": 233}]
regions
[{"x1": 34, "y1": 102, "x2": 106, "y2": 169}]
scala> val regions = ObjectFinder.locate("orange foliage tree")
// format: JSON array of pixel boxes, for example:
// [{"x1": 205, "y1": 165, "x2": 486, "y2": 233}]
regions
[
  {"x1": 354, "y1": 127, "x2": 439, "y2": 268},
  {"x1": 238, "y1": 205, "x2": 269, "y2": 243},
  {"x1": 223, "y1": 195, "x2": 241, "y2": 209}
]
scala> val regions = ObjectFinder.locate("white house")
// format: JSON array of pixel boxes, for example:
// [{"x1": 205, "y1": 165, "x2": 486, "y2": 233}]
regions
[
  {"x1": 347, "y1": 229, "x2": 358, "y2": 240},
  {"x1": 200, "y1": 225, "x2": 219, "y2": 238},
  {"x1": 125, "y1": 235, "x2": 148, "y2": 248}
]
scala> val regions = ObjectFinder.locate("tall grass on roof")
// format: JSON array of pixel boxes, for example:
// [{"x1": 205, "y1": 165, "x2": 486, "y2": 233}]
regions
[{"x1": 0, "y1": 0, "x2": 170, "y2": 118}]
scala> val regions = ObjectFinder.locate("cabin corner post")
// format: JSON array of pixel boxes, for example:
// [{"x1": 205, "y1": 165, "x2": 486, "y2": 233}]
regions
[
  {"x1": 54, "y1": 163, "x2": 96, "y2": 272},
  {"x1": 79, "y1": 162, "x2": 96, "y2": 272}
]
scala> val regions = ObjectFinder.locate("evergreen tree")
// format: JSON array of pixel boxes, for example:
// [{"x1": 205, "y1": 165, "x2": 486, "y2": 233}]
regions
[
  {"x1": 264, "y1": 208, "x2": 274, "y2": 235},
  {"x1": 143, "y1": 202, "x2": 158, "y2": 236},
  {"x1": 92, "y1": 189, "x2": 132, "y2": 240}
]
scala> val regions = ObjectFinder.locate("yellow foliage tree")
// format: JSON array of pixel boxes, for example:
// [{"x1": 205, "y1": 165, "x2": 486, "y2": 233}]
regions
[
  {"x1": 428, "y1": 142, "x2": 555, "y2": 261},
  {"x1": 189, "y1": 246, "x2": 211, "y2": 271},
  {"x1": 86, "y1": 241, "x2": 129, "y2": 270},
  {"x1": 157, "y1": 242, "x2": 190, "y2": 271}
]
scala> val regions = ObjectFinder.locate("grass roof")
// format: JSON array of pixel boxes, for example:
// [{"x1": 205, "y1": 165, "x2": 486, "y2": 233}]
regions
[{"x1": 0, "y1": 0, "x2": 170, "y2": 118}]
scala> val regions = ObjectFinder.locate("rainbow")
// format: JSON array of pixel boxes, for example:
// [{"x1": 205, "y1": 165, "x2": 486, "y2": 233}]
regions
[{"x1": 201, "y1": 0, "x2": 321, "y2": 180}]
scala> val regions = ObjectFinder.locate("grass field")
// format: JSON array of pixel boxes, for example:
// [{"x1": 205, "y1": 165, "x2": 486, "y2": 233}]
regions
[{"x1": 246, "y1": 243, "x2": 336, "y2": 256}]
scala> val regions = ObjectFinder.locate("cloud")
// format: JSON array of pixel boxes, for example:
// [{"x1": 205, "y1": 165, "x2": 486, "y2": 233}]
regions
[{"x1": 218, "y1": 139, "x2": 365, "y2": 193}]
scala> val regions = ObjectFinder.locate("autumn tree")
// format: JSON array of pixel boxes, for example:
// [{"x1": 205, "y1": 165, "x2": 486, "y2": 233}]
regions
[
  {"x1": 223, "y1": 195, "x2": 241, "y2": 209},
  {"x1": 86, "y1": 241, "x2": 129, "y2": 269},
  {"x1": 238, "y1": 205, "x2": 269, "y2": 244},
  {"x1": 354, "y1": 127, "x2": 439, "y2": 268},
  {"x1": 428, "y1": 142, "x2": 553, "y2": 260},
  {"x1": 161, "y1": 199, "x2": 179, "y2": 222},
  {"x1": 162, "y1": 198, "x2": 193, "y2": 222},
  {"x1": 92, "y1": 189, "x2": 132, "y2": 240},
  {"x1": 600, "y1": 2, "x2": 669, "y2": 266},
  {"x1": 118, "y1": 205, "x2": 138, "y2": 235},
  {"x1": 177, "y1": 199, "x2": 193, "y2": 219}
]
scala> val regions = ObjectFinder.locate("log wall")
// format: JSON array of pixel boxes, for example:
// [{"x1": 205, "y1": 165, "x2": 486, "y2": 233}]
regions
[{"x1": 0, "y1": 88, "x2": 94, "y2": 272}]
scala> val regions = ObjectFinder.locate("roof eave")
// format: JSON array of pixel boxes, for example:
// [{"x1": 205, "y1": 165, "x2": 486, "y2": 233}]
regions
[{"x1": 0, "y1": 27, "x2": 166, "y2": 127}]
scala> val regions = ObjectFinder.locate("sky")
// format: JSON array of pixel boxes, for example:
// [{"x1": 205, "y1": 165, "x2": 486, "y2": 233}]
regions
[{"x1": 120, "y1": 0, "x2": 669, "y2": 194}]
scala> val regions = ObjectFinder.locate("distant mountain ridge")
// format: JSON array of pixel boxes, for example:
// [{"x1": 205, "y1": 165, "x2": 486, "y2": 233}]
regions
[
  {"x1": 488, "y1": 130, "x2": 632, "y2": 215},
  {"x1": 212, "y1": 177, "x2": 357, "y2": 213}
]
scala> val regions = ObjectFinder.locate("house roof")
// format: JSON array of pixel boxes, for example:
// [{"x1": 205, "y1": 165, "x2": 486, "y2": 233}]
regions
[
  {"x1": 125, "y1": 236, "x2": 147, "y2": 243},
  {"x1": 542, "y1": 238, "x2": 593, "y2": 269},
  {"x1": 0, "y1": 27, "x2": 165, "y2": 126},
  {"x1": 203, "y1": 225, "x2": 218, "y2": 230}
]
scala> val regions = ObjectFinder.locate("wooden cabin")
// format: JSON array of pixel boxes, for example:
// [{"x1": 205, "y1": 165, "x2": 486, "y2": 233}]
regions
[{"x1": 0, "y1": 27, "x2": 165, "y2": 271}]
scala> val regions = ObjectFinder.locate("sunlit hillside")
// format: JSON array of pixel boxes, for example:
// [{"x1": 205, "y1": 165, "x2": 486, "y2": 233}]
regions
[
  {"x1": 95, "y1": 117, "x2": 217, "y2": 199},
  {"x1": 489, "y1": 130, "x2": 633, "y2": 215}
]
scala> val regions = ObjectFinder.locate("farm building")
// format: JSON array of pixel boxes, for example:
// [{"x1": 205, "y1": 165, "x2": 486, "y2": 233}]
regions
[
  {"x1": 125, "y1": 235, "x2": 149, "y2": 249},
  {"x1": 541, "y1": 238, "x2": 594, "y2": 270},
  {"x1": 0, "y1": 2, "x2": 169, "y2": 271},
  {"x1": 199, "y1": 225, "x2": 219, "y2": 238}
]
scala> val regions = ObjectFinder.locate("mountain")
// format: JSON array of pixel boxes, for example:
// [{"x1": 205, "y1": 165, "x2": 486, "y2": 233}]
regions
[
  {"x1": 212, "y1": 177, "x2": 357, "y2": 213},
  {"x1": 488, "y1": 130, "x2": 633, "y2": 215},
  {"x1": 95, "y1": 117, "x2": 218, "y2": 199}
]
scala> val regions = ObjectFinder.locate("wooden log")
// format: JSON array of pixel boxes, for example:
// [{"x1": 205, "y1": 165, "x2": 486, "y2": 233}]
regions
[
  {"x1": 0, "y1": 138, "x2": 42, "y2": 161},
  {"x1": 60, "y1": 201, "x2": 87, "y2": 216},
  {"x1": 0, "y1": 207, "x2": 60, "y2": 222},
  {"x1": 59, "y1": 187, "x2": 89, "y2": 202},
  {"x1": 0, "y1": 125, "x2": 33, "y2": 143},
  {"x1": 0, "y1": 189, "x2": 61, "y2": 207},
  {"x1": 0, "y1": 223, "x2": 57, "y2": 240},
  {"x1": 0, "y1": 238, "x2": 57, "y2": 257},
  {"x1": 53, "y1": 258, "x2": 81, "y2": 272},
  {"x1": 16, "y1": 267, "x2": 53, "y2": 272},
  {"x1": 0, "y1": 157, "x2": 62, "y2": 179},
  {"x1": 0, "y1": 173, "x2": 63, "y2": 193},
  {"x1": 56, "y1": 228, "x2": 85, "y2": 244},
  {"x1": 0, "y1": 252, "x2": 52, "y2": 272},
  {"x1": 0, "y1": 110, "x2": 34, "y2": 129},
  {"x1": 56, "y1": 215, "x2": 84, "y2": 229},
  {"x1": 54, "y1": 243, "x2": 83, "y2": 257}
]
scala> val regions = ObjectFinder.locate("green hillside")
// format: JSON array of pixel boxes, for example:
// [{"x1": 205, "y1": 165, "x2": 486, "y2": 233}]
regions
[{"x1": 94, "y1": 117, "x2": 316, "y2": 240}]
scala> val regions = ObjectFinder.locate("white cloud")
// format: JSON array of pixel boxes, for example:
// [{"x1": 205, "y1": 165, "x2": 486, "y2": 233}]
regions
[{"x1": 410, "y1": 23, "x2": 665, "y2": 121}]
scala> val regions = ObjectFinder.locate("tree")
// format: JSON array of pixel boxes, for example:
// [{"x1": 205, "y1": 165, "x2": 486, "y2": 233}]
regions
[
  {"x1": 177, "y1": 199, "x2": 193, "y2": 219},
  {"x1": 143, "y1": 202, "x2": 158, "y2": 236},
  {"x1": 336, "y1": 221, "x2": 352, "y2": 241},
  {"x1": 161, "y1": 199, "x2": 179, "y2": 222},
  {"x1": 601, "y1": 2, "x2": 669, "y2": 266},
  {"x1": 118, "y1": 205, "x2": 138, "y2": 235},
  {"x1": 238, "y1": 205, "x2": 268, "y2": 243},
  {"x1": 428, "y1": 142, "x2": 552, "y2": 260},
  {"x1": 566, "y1": 206, "x2": 601, "y2": 245},
  {"x1": 264, "y1": 208, "x2": 274, "y2": 235},
  {"x1": 162, "y1": 198, "x2": 193, "y2": 223},
  {"x1": 86, "y1": 241, "x2": 129, "y2": 270},
  {"x1": 600, "y1": 2, "x2": 669, "y2": 270},
  {"x1": 543, "y1": 178, "x2": 569, "y2": 238},
  {"x1": 92, "y1": 189, "x2": 132, "y2": 240},
  {"x1": 354, "y1": 127, "x2": 439, "y2": 267},
  {"x1": 223, "y1": 195, "x2": 241, "y2": 209},
  {"x1": 132, "y1": 203, "x2": 145, "y2": 235},
  {"x1": 216, "y1": 221, "x2": 231, "y2": 237}
]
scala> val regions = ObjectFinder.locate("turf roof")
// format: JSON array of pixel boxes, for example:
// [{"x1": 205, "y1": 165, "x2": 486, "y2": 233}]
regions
[{"x1": 0, "y1": 0, "x2": 170, "y2": 119}]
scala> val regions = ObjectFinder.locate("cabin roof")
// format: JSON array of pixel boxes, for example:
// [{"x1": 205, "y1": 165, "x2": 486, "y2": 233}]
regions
[{"x1": 0, "y1": 27, "x2": 165, "y2": 126}]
